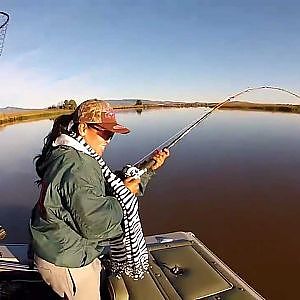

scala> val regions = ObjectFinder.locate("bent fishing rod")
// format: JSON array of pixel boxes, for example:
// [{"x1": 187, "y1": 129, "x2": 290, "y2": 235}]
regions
[{"x1": 123, "y1": 86, "x2": 300, "y2": 179}]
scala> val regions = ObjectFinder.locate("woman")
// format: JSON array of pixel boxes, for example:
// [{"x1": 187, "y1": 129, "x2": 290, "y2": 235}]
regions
[{"x1": 30, "y1": 99, "x2": 169, "y2": 300}]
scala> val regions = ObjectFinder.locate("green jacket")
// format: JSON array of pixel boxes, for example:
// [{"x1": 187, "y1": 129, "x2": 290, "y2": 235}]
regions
[{"x1": 30, "y1": 146, "x2": 153, "y2": 267}]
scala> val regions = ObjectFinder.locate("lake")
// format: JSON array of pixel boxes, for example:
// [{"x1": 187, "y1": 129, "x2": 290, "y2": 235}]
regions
[{"x1": 1, "y1": 107, "x2": 300, "y2": 300}]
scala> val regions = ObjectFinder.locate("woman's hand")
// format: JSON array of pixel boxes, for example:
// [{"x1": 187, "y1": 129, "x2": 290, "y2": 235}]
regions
[
  {"x1": 151, "y1": 148, "x2": 170, "y2": 171},
  {"x1": 123, "y1": 177, "x2": 141, "y2": 195}
]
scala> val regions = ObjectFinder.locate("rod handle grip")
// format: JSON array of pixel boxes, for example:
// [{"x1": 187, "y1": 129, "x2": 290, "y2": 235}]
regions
[{"x1": 138, "y1": 158, "x2": 156, "y2": 171}]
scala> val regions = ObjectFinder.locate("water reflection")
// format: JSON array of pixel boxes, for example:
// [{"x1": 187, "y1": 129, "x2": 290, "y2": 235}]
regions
[{"x1": 0, "y1": 108, "x2": 300, "y2": 300}]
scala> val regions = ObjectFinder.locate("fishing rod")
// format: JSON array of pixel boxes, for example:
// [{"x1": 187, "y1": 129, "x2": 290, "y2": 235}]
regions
[
  {"x1": 157, "y1": 86, "x2": 300, "y2": 151},
  {"x1": 123, "y1": 86, "x2": 300, "y2": 179}
]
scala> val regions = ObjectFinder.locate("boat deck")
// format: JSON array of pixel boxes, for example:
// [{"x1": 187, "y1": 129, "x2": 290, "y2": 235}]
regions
[{"x1": 0, "y1": 232, "x2": 264, "y2": 300}]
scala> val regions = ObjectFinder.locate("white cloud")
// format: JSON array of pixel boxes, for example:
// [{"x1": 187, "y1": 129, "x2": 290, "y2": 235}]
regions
[
  {"x1": 0, "y1": 58, "x2": 108, "y2": 108},
  {"x1": 1, "y1": 57, "x2": 299, "y2": 108}
]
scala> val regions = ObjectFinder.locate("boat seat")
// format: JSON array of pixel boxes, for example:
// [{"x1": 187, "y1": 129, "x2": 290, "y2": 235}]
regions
[{"x1": 108, "y1": 240, "x2": 232, "y2": 300}]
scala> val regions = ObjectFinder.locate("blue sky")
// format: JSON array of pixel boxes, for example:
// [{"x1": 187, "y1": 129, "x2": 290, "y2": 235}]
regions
[{"x1": 1, "y1": 0, "x2": 300, "y2": 108}]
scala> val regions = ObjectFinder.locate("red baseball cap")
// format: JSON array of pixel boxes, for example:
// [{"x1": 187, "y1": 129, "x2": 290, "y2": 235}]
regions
[{"x1": 73, "y1": 99, "x2": 130, "y2": 134}]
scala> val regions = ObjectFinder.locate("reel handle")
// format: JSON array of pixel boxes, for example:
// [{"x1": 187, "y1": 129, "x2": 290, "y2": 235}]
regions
[{"x1": 123, "y1": 165, "x2": 147, "y2": 179}]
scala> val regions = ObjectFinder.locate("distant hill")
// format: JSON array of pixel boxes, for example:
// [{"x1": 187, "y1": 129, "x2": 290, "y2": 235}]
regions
[
  {"x1": 0, "y1": 106, "x2": 33, "y2": 113},
  {"x1": 0, "y1": 100, "x2": 187, "y2": 112},
  {"x1": 2, "y1": 100, "x2": 296, "y2": 112},
  {"x1": 103, "y1": 99, "x2": 186, "y2": 106}
]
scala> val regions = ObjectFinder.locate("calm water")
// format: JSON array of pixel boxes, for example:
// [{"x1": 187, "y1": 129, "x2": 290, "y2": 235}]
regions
[{"x1": 1, "y1": 108, "x2": 300, "y2": 300}]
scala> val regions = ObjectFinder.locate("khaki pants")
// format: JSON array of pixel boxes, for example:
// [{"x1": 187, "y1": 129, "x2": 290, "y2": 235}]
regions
[{"x1": 35, "y1": 255, "x2": 101, "y2": 300}]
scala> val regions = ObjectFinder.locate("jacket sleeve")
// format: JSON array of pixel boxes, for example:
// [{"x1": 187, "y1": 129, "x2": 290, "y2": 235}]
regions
[
  {"x1": 60, "y1": 170, "x2": 123, "y2": 241},
  {"x1": 137, "y1": 169, "x2": 155, "y2": 196}
]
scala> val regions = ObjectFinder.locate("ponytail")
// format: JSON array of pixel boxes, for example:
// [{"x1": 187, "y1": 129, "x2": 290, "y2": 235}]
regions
[{"x1": 35, "y1": 113, "x2": 78, "y2": 179}]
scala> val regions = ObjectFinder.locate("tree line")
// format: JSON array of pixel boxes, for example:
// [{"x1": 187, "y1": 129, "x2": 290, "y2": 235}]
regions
[{"x1": 48, "y1": 99, "x2": 77, "y2": 110}]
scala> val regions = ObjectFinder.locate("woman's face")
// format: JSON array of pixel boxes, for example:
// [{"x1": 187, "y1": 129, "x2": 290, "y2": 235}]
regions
[{"x1": 78, "y1": 123, "x2": 112, "y2": 156}]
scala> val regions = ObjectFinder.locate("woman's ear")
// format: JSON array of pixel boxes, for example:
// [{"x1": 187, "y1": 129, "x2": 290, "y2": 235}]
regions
[{"x1": 78, "y1": 123, "x2": 87, "y2": 137}]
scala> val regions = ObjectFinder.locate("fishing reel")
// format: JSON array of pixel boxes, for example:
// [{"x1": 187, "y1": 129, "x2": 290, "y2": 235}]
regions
[
  {"x1": 0, "y1": 225, "x2": 7, "y2": 240},
  {"x1": 122, "y1": 165, "x2": 146, "y2": 179}
]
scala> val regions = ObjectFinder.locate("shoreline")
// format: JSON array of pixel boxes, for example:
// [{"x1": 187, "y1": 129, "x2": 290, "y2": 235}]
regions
[
  {"x1": 1, "y1": 102, "x2": 300, "y2": 126},
  {"x1": 0, "y1": 109, "x2": 73, "y2": 126}
]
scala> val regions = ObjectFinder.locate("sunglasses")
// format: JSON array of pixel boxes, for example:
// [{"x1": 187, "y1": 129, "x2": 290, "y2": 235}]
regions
[{"x1": 87, "y1": 123, "x2": 115, "y2": 141}]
